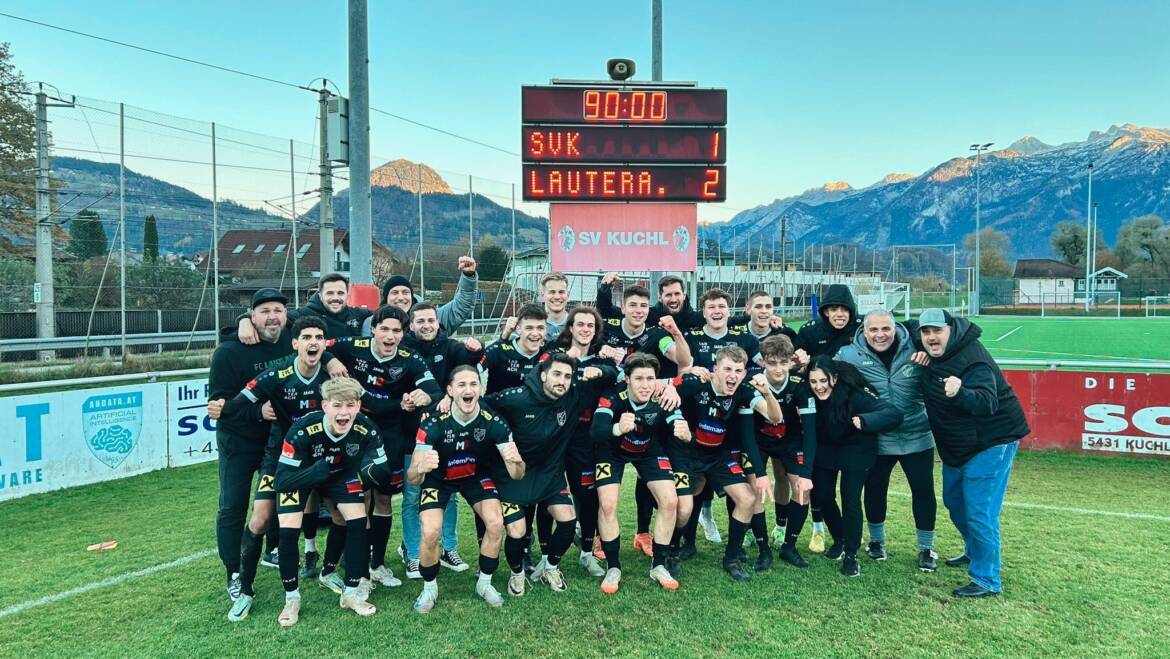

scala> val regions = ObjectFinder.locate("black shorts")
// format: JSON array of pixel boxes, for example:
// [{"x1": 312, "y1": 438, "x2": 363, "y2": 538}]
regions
[
  {"x1": 369, "y1": 465, "x2": 405, "y2": 496},
  {"x1": 420, "y1": 474, "x2": 500, "y2": 512},
  {"x1": 254, "y1": 469, "x2": 277, "y2": 502},
  {"x1": 662, "y1": 442, "x2": 694, "y2": 497},
  {"x1": 691, "y1": 449, "x2": 748, "y2": 495},
  {"x1": 498, "y1": 464, "x2": 573, "y2": 524},
  {"x1": 765, "y1": 442, "x2": 806, "y2": 477},
  {"x1": 565, "y1": 452, "x2": 597, "y2": 492},
  {"x1": 277, "y1": 474, "x2": 364, "y2": 514},
  {"x1": 594, "y1": 444, "x2": 674, "y2": 489}
]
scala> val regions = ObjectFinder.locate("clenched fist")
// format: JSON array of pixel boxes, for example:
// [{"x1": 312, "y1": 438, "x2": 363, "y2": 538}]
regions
[
  {"x1": 943, "y1": 376, "x2": 962, "y2": 398},
  {"x1": 207, "y1": 398, "x2": 225, "y2": 420},
  {"x1": 673, "y1": 419, "x2": 692, "y2": 442},
  {"x1": 458, "y1": 256, "x2": 477, "y2": 275},
  {"x1": 414, "y1": 448, "x2": 440, "y2": 474}
]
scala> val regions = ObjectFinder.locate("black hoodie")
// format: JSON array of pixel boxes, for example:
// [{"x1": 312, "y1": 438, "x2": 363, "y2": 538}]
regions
[
  {"x1": 797, "y1": 284, "x2": 863, "y2": 358},
  {"x1": 401, "y1": 330, "x2": 483, "y2": 389},
  {"x1": 596, "y1": 281, "x2": 705, "y2": 330},
  {"x1": 916, "y1": 313, "x2": 1030, "y2": 467},
  {"x1": 290, "y1": 293, "x2": 371, "y2": 338}
]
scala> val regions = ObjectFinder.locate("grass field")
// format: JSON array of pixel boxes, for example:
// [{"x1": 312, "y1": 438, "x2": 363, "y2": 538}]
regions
[{"x1": 2, "y1": 450, "x2": 1167, "y2": 658}]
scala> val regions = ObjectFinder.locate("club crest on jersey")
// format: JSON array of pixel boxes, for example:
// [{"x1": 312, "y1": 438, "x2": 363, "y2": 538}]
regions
[
  {"x1": 556, "y1": 411, "x2": 568, "y2": 426},
  {"x1": 346, "y1": 442, "x2": 360, "y2": 456},
  {"x1": 473, "y1": 428, "x2": 487, "y2": 442}
]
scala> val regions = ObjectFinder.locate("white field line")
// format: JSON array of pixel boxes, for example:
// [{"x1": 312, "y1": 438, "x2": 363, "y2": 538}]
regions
[
  {"x1": 993, "y1": 347, "x2": 1170, "y2": 362},
  {"x1": 888, "y1": 491, "x2": 1170, "y2": 522},
  {"x1": 992, "y1": 326, "x2": 1023, "y2": 342}
]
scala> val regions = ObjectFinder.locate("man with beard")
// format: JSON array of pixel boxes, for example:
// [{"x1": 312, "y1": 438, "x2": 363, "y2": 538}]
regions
[
  {"x1": 208, "y1": 288, "x2": 293, "y2": 603},
  {"x1": 397, "y1": 302, "x2": 484, "y2": 578},
  {"x1": 365, "y1": 256, "x2": 480, "y2": 334},
  {"x1": 234, "y1": 273, "x2": 368, "y2": 342},
  {"x1": 487, "y1": 352, "x2": 618, "y2": 596},
  {"x1": 917, "y1": 309, "x2": 1029, "y2": 598},
  {"x1": 596, "y1": 273, "x2": 705, "y2": 330},
  {"x1": 208, "y1": 316, "x2": 331, "y2": 621},
  {"x1": 795, "y1": 283, "x2": 862, "y2": 551}
]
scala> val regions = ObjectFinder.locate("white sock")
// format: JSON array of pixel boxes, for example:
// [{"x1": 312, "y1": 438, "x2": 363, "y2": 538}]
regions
[
  {"x1": 541, "y1": 554, "x2": 549, "y2": 564},
  {"x1": 477, "y1": 572, "x2": 492, "y2": 586},
  {"x1": 813, "y1": 522, "x2": 825, "y2": 533},
  {"x1": 285, "y1": 589, "x2": 301, "y2": 600},
  {"x1": 304, "y1": 538, "x2": 317, "y2": 553},
  {"x1": 580, "y1": 550, "x2": 591, "y2": 559},
  {"x1": 423, "y1": 580, "x2": 438, "y2": 594}
]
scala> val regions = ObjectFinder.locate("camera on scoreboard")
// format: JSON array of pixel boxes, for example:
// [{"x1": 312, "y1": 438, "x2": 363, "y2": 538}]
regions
[{"x1": 607, "y1": 58, "x2": 636, "y2": 81}]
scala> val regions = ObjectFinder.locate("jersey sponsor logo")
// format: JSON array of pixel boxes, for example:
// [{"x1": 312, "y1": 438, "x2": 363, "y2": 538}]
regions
[
  {"x1": 579, "y1": 469, "x2": 595, "y2": 488},
  {"x1": 258, "y1": 474, "x2": 275, "y2": 492},
  {"x1": 479, "y1": 477, "x2": 497, "y2": 491},
  {"x1": 345, "y1": 478, "x2": 363, "y2": 494},
  {"x1": 796, "y1": 451, "x2": 805, "y2": 465},
  {"x1": 501, "y1": 502, "x2": 521, "y2": 517},
  {"x1": 594, "y1": 462, "x2": 612, "y2": 480},
  {"x1": 620, "y1": 434, "x2": 650, "y2": 453},
  {"x1": 673, "y1": 472, "x2": 690, "y2": 489},
  {"x1": 312, "y1": 445, "x2": 325, "y2": 458},
  {"x1": 695, "y1": 419, "x2": 727, "y2": 447},
  {"x1": 420, "y1": 488, "x2": 439, "y2": 504},
  {"x1": 657, "y1": 457, "x2": 673, "y2": 472},
  {"x1": 726, "y1": 460, "x2": 745, "y2": 475},
  {"x1": 306, "y1": 422, "x2": 324, "y2": 435},
  {"x1": 278, "y1": 366, "x2": 295, "y2": 379},
  {"x1": 760, "y1": 421, "x2": 786, "y2": 439},
  {"x1": 281, "y1": 440, "x2": 296, "y2": 459},
  {"x1": 279, "y1": 491, "x2": 300, "y2": 506},
  {"x1": 444, "y1": 454, "x2": 477, "y2": 480},
  {"x1": 353, "y1": 424, "x2": 367, "y2": 435}
]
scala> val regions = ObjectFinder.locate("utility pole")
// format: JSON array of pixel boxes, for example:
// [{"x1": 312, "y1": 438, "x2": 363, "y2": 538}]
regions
[
  {"x1": 347, "y1": 0, "x2": 372, "y2": 284},
  {"x1": 212, "y1": 122, "x2": 220, "y2": 340},
  {"x1": 119, "y1": 103, "x2": 127, "y2": 359},
  {"x1": 318, "y1": 87, "x2": 335, "y2": 275},
  {"x1": 649, "y1": 0, "x2": 664, "y2": 303},
  {"x1": 418, "y1": 163, "x2": 425, "y2": 294},
  {"x1": 1084, "y1": 163, "x2": 1094, "y2": 312},
  {"x1": 33, "y1": 87, "x2": 73, "y2": 360},
  {"x1": 289, "y1": 139, "x2": 300, "y2": 307},
  {"x1": 969, "y1": 142, "x2": 992, "y2": 315}
]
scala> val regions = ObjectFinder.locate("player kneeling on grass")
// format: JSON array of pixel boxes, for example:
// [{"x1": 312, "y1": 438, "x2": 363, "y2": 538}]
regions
[
  {"x1": 273, "y1": 377, "x2": 387, "y2": 626},
  {"x1": 405, "y1": 366, "x2": 526, "y2": 613},
  {"x1": 590, "y1": 353, "x2": 684, "y2": 594}
]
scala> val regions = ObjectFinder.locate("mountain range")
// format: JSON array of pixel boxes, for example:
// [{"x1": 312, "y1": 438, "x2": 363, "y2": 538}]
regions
[{"x1": 705, "y1": 123, "x2": 1170, "y2": 257}]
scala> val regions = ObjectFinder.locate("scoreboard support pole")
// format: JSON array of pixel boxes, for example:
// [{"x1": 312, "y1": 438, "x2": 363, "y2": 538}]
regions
[{"x1": 650, "y1": 0, "x2": 663, "y2": 303}]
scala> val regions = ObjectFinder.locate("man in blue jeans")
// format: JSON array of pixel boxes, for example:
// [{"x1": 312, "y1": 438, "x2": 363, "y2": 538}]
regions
[{"x1": 916, "y1": 309, "x2": 1029, "y2": 598}]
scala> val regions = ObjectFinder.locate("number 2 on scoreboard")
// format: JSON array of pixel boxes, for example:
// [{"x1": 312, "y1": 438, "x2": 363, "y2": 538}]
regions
[{"x1": 703, "y1": 168, "x2": 720, "y2": 199}]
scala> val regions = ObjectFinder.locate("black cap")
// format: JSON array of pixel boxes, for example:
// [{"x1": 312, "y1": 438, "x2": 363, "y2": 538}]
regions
[{"x1": 251, "y1": 288, "x2": 288, "y2": 309}]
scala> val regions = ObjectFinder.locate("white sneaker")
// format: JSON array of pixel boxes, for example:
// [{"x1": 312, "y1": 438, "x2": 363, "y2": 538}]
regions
[
  {"x1": 527, "y1": 556, "x2": 549, "y2": 583},
  {"x1": 370, "y1": 565, "x2": 402, "y2": 588},
  {"x1": 507, "y1": 572, "x2": 526, "y2": 597},
  {"x1": 476, "y1": 578, "x2": 505, "y2": 607},
  {"x1": 357, "y1": 577, "x2": 376, "y2": 598},
  {"x1": 227, "y1": 594, "x2": 253, "y2": 622},
  {"x1": 541, "y1": 566, "x2": 567, "y2": 592},
  {"x1": 318, "y1": 571, "x2": 344, "y2": 595},
  {"x1": 600, "y1": 567, "x2": 621, "y2": 595},
  {"x1": 413, "y1": 586, "x2": 438, "y2": 613},
  {"x1": 699, "y1": 505, "x2": 722, "y2": 543},
  {"x1": 278, "y1": 595, "x2": 301, "y2": 627},
  {"x1": 340, "y1": 587, "x2": 377, "y2": 617},
  {"x1": 579, "y1": 553, "x2": 605, "y2": 577}
]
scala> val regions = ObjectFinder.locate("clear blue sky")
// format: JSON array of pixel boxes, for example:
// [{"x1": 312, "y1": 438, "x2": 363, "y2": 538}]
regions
[{"x1": 3, "y1": 1, "x2": 1167, "y2": 223}]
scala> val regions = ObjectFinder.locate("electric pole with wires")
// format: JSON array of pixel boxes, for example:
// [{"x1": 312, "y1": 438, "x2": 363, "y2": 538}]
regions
[{"x1": 34, "y1": 84, "x2": 75, "y2": 360}]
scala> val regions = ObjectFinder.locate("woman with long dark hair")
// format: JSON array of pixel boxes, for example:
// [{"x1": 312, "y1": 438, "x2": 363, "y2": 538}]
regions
[{"x1": 807, "y1": 355, "x2": 903, "y2": 577}]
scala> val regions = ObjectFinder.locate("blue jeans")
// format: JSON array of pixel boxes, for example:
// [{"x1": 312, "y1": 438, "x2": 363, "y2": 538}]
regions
[
  {"x1": 402, "y1": 453, "x2": 459, "y2": 559},
  {"x1": 941, "y1": 440, "x2": 1018, "y2": 592}
]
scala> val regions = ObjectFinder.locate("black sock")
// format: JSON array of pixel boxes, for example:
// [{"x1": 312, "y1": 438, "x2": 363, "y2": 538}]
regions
[
  {"x1": 369, "y1": 513, "x2": 391, "y2": 569},
  {"x1": 479, "y1": 554, "x2": 499, "y2": 576},
  {"x1": 811, "y1": 505, "x2": 824, "y2": 524},
  {"x1": 670, "y1": 527, "x2": 683, "y2": 549},
  {"x1": 420, "y1": 561, "x2": 439, "y2": 583},
  {"x1": 344, "y1": 519, "x2": 368, "y2": 588},
  {"x1": 546, "y1": 519, "x2": 577, "y2": 567},
  {"x1": 784, "y1": 501, "x2": 809, "y2": 548},
  {"x1": 634, "y1": 479, "x2": 654, "y2": 534},
  {"x1": 504, "y1": 536, "x2": 527, "y2": 574},
  {"x1": 239, "y1": 529, "x2": 263, "y2": 597},
  {"x1": 724, "y1": 517, "x2": 748, "y2": 562},
  {"x1": 522, "y1": 507, "x2": 536, "y2": 554},
  {"x1": 652, "y1": 542, "x2": 670, "y2": 568},
  {"x1": 682, "y1": 507, "x2": 701, "y2": 545},
  {"x1": 322, "y1": 521, "x2": 346, "y2": 574},
  {"x1": 265, "y1": 523, "x2": 280, "y2": 555},
  {"x1": 751, "y1": 512, "x2": 769, "y2": 551},
  {"x1": 303, "y1": 514, "x2": 318, "y2": 542},
  {"x1": 775, "y1": 503, "x2": 788, "y2": 529},
  {"x1": 601, "y1": 536, "x2": 621, "y2": 571},
  {"x1": 474, "y1": 514, "x2": 487, "y2": 546},
  {"x1": 536, "y1": 505, "x2": 554, "y2": 556},
  {"x1": 278, "y1": 528, "x2": 300, "y2": 592}
]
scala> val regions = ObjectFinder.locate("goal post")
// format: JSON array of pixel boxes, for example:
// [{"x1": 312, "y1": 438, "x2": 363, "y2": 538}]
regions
[{"x1": 1144, "y1": 295, "x2": 1170, "y2": 317}]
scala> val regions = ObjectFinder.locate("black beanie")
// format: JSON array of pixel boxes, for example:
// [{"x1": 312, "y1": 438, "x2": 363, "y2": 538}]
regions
[{"x1": 381, "y1": 275, "x2": 414, "y2": 302}]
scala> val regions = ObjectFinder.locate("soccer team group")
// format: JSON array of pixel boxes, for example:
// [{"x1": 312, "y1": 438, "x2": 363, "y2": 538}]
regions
[{"x1": 208, "y1": 257, "x2": 1029, "y2": 627}]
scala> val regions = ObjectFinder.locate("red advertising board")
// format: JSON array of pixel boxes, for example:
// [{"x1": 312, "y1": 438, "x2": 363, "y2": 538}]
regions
[
  {"x1": 549, "y1": 203, "x2": 697, "y2": 272},
  {"x1": 1004, "y1": 370, "x2": 1170, "y2": 458}
]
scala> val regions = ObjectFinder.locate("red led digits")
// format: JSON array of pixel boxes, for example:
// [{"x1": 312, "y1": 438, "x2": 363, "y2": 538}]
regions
[
  {"x1": 523, "y1": 165, "x2": 726, "y2": 201},
  {"x1": 650, "y1": 92, "x2": 666, "y2": 120},
  {"x1": 710, "y1": 132, "x2": 720, "y2": 160},
  {"x1": 584, "y1": 90, "x2": 601, "y2": 120},
  {"x1": 702, "y1": 169, "x2": 720, "y2": 199},
  {"x1": 581, "y1": 90, "x2": 671, "y2": 123}
]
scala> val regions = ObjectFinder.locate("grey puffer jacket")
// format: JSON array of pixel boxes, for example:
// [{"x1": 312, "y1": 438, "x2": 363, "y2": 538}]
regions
[{"x1": 835, "y1": 323, "x2": 934, "y2": 456}]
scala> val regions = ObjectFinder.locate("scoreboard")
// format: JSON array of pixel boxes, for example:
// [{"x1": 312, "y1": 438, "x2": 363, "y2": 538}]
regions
[{"x1": 521, "y1": 85, "x2": 727, "y2": 202}]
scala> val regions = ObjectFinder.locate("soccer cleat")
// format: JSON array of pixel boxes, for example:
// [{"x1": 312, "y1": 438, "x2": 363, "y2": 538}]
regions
[
  {"x1": 300, "y1": 550, "x2": 320, "y2": 580},
  {"x1": 779, "y1": 544, "x2": 810, "y2": 568},
  {"x1": 678, "y1": 542, "x2": 697, "y2": 561},
  {"x1": 541, "y1": 566, "x2": 567, "y2": 592},
  {"x1": 440, "y1": 549, "x2": 471, "y2": 572},
  {"x1": 278, "y1": 596, "x2": 301, "y2": 627},
  {"x1": 227, "y1": 594, "x2": 253, "y2": 622},
  {"x1": 600, "y1": 567, "x2": 622, "y2": 594},
  {"x1": 370, "y1": 565, "x2": 403, "y2": 588},
  {"x1": 405, "y1": 558, "x2": 422, "y2": 579},
  {"x1": 722, "y1": 559, "x2": 752, "y2": 582},
  {"x1": 507, "y1": 572, "x2": 527, "y2": 597},
  {"x1": 318, "y1": 571, "x2": 345, "y2": 595},
  {"x1": 476, "y1": 578, "x2": 505, "y2": 607},
  {"x1": 736, "y1": 547, "x2": 749, "y2": 564},
  {"x1": 413, "y1": 587, "x2": 438, "y2": 613},
  {"x1": 699, "y1": 506, "x2": 722, "y2": 543},
  {"x1": 227, "y1": 572, "x2": 242, "y2": 602},
  {"x1": 260, "y1": 548, "x2": 280, "y2": 569},
  {"x1": 808, "y1": 529, "x2": 826, "y2": 553},
  {"x1": 953, "y1": 581, "x2": 998, "y2": 598},
  {"x1": 340, "y1": 588, "x2": 377, "y2": 616},
  {"x1": 649, "y1": 565, "x2": 679, "y2": 591},
  {"x1": 841, "y1": 554, "x2": 861, "y2": 577},
  {"x1": 867, "y1": 541, "x2": 888, "y2": 561},
  {"x1": 357, "y1": 577, "x2": 376, "y2": 599},
  {"x1": 592, "y1": 536, "x2": 607, "y2": 561},
  {"x1": 771, "y1": 525, "x2": 786, "y2": 547},
  {"x1": 824, "y1": 543, "x2": 845, "y2": 561},
  {"x1": 945, "y1": 554, "x2": 971, "y2": 568},
  {"x1": 918, "y1": 549, "x2": 939, "y2": 573},
  {"x1": 579, "y1": 553, "x2": 606, "y2": 577},
  {"x1": 754, "y1": 547, "x2": 774, "y2": 572},
  {"x1": 665, "y1": 554, "x2": 684, "y2": 579},
  {"x1": 528, "y1": 556, "x2": 549, "y2": 583},
  {"x1": 632, "y1": 533, "x2": 654, "y2": 558}
]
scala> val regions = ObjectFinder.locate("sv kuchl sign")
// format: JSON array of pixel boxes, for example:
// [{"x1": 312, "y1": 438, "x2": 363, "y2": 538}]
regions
[{"x1": 549, "y1": 203, "x2": 697, "y2": 272}]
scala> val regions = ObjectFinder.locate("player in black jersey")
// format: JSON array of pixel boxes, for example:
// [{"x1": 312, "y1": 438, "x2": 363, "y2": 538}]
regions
[
  {"x1": 210, "y1": 316, "x2": 330, "y2": 622},
  {"x1": 325, "y1": 305, "x2": 440, "y2": 587},
  {"x1": 273, "y1": 378, "x2": 388, "y2": 626},
  {"x1": 736, "y1": 290, "x2": 801, "y2": 348},
  {"x1": 752, "y1": 334, "x2": 818, "y2": 570},
  {"x1": 671, "y1": 345, "x2": 781, "y2": 581},
  {"x1": 590, "y1": 353, "x2": 687, "y2": 594},
  {"x1": 486, "y1": 351, "x2": 618, "y2": 596},
  {"x1": 480, "y1": 303, "x2": 549, "y2": 395},
  {"x1": 406, "y1": 366, "x2": 526, "y2": 612}
]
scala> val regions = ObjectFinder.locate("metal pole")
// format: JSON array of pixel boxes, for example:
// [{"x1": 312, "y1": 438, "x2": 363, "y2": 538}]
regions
[
  {"x1": 1090, "y1": 202, "x2": 1099, "y2": 303},
  {"x1": 649, "y1": 0, "x2": 663, "y2": 303},
  {"x1": 211, "y1": 122, "x2": 220, "y2": 341},
  {"x1": 347, "y1": 0, "x2": 372, "y2": 284},
  {"x1": 318, "y1": 87, "x2": 335, "y2": 275},
  {"x1": 1084, "y1": 163, "x2": 1093, "y2": 311},
  {"x1": 510, "y1": 183, "x2": 516, "y2": 277},
  {"x1": 418, "y1": 163, "x2": 425, "y2": 294},
  {"x1": 290, "y1": 139, "x2": 300, "y2": 307},
  {"x1": 34, "y1": 91, "x2": 56, "y2": 360},
  {"x1": 974, "y1": 150, "x2": 982, "y2": 316},
  {"x1": 119, "y1": 103, "x2": 127, "y2": 359}
]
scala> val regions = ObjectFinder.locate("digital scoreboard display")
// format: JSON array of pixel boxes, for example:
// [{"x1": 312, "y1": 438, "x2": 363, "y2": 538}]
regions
[{"x1": 521, "y1": 84, "x2": 726, "y2": 203}]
